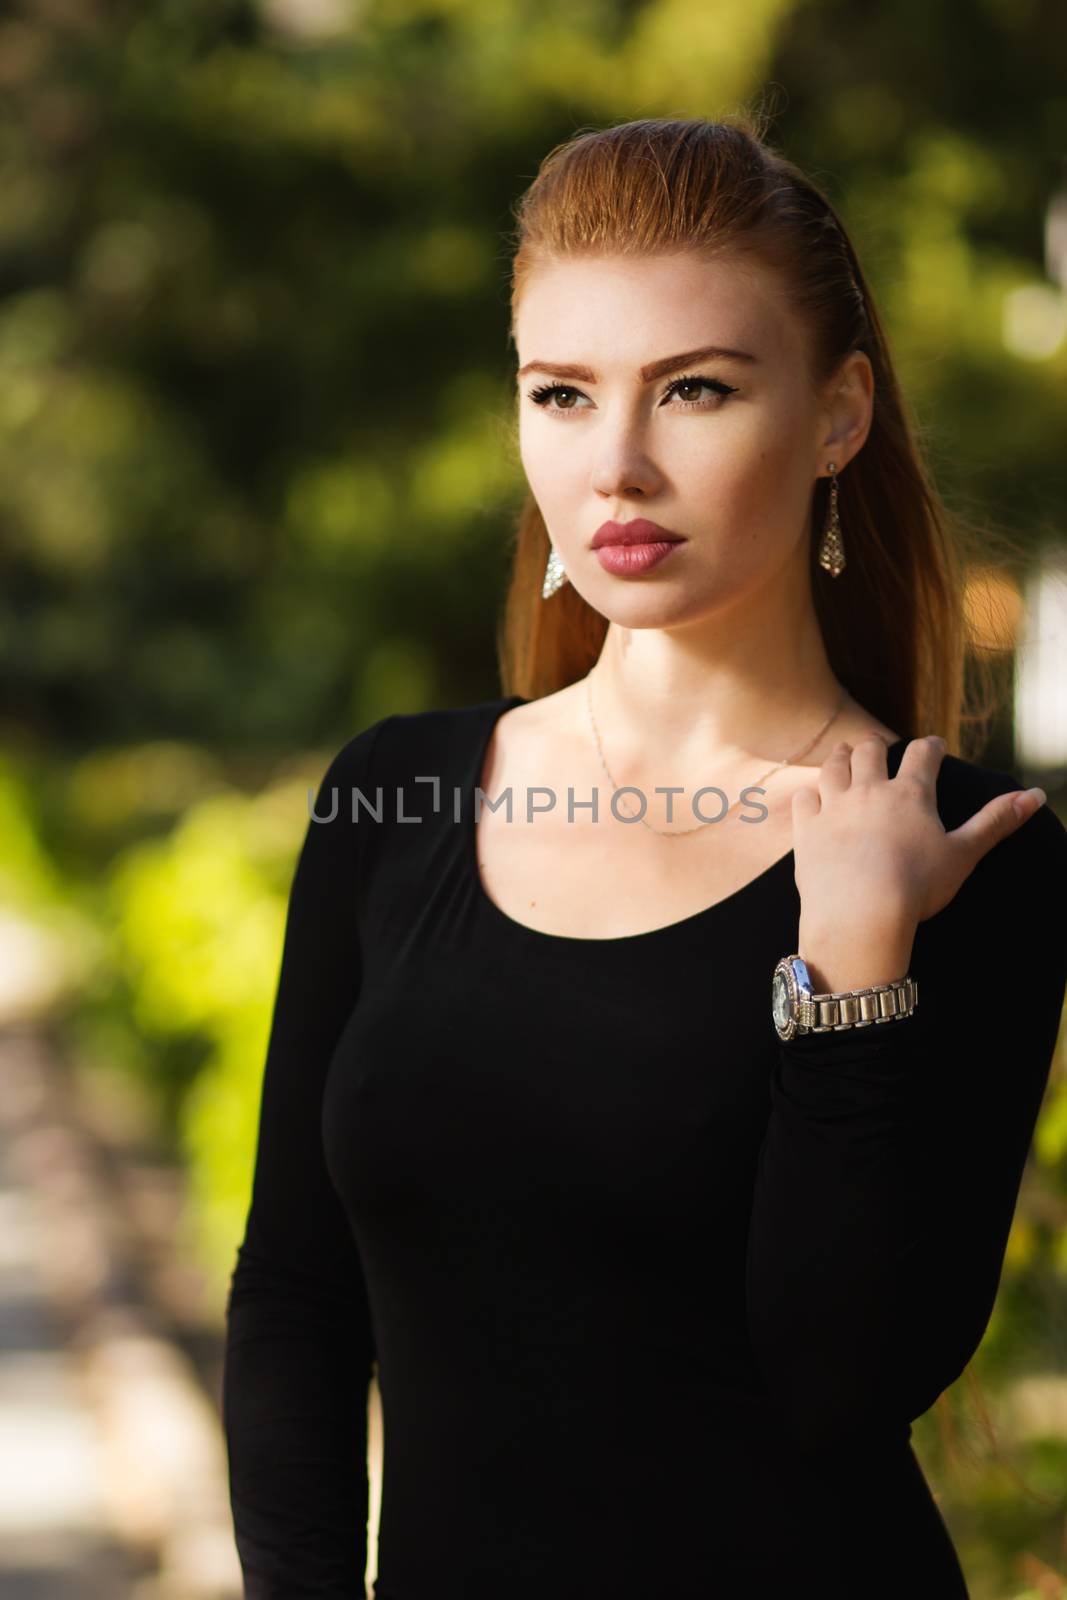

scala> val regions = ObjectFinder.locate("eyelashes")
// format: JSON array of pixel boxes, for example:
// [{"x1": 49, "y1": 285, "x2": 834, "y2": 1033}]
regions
[{"x1": 526, "y1": 373, "x2": 740, "y2": 419}]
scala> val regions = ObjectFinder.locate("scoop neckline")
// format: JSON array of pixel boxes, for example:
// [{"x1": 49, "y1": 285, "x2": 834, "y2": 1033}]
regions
[{"x1": 466, "y1": 694, "x2": 909, "y2": 948}]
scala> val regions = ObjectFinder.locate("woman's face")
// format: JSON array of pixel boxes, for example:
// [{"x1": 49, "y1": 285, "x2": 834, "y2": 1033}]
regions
[{"x1": 513, "y1": 250, "x2": 870, "y2": 628}]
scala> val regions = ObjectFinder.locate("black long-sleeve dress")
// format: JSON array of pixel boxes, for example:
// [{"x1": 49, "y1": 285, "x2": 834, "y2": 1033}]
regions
[{"x1": 222, "y1": 693, "x2": 1067, "y2": 1599}]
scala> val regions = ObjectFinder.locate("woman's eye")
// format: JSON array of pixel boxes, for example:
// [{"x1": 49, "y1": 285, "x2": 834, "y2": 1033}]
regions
[
  {"x1": 671, "y1": 377, "x2": 732, "y2": 405},
  {"x1": 525, "y1": 375, "x2": 738, "y2": 418},
  {"x1": 526, "y1": 385, "x2": 588, "y2": 413}
]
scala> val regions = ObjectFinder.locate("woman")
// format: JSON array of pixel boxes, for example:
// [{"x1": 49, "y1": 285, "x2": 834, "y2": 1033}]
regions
[{"x1": 222, "y1": 116, "x2": 1067, "y2": 1598}]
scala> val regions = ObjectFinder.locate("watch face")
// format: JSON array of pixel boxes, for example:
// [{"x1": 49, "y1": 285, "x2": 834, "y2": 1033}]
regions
[{"x1": 772, "y1": 967, "x2": 793, "y2": 1032}]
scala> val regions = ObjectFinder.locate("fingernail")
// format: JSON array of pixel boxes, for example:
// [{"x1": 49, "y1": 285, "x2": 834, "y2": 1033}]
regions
[{"x1": 1013, "y1": 787, "x2": 1046, "y2": 819}]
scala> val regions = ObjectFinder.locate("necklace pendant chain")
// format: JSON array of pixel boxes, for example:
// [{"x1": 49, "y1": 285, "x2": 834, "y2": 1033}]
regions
[{"x1": 585, "y1": 671, "x2": 848, "y2": 838}]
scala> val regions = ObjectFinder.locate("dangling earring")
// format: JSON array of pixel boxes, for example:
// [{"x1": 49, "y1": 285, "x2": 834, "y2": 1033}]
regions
[
  {"x1": 817, "y1": 461, "x2": 846, "y2": 578},
  {"x1": 542, "y1": 541, "x2": 568, "y2": 599}
]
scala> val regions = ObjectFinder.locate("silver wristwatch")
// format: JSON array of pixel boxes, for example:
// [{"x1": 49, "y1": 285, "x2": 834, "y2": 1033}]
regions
[{"x1": 772, "y1": 953, "x2": 918, "y2": 1042}]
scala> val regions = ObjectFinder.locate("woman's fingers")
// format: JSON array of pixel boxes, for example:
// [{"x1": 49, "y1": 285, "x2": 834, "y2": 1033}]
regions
[
  {"x1": 794, "y1": 727, "x2": 1047, "y2": 931},
  {"x1": 813, "y1": 730, "x2": 956, "y2": 814},
  {"x1": 894, "y1": 734, "x2": 947, "y2": 788},
  {"x1": 847, "y1": 732, "x2": 891, "y2": 784},
  {"x1": 818, "y1": 740, "x2": 854, "y2": 797},
  {"x1": 818, "y1": 731, "x2": 892, "y2": 798},
  {"x1": 947, "y1": 786, "x2": 1047, "y2": 868}
]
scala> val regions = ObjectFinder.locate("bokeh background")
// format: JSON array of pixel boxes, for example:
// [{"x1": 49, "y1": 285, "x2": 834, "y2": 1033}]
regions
[{"x1": 2, "y1": 1, "x2": 1067, "y2": 1596}]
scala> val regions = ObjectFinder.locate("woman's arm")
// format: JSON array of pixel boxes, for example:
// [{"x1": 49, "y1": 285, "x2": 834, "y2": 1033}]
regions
[
  {"x1": 223, "y1": 719, "x2": 386, "y2": 1597},
  {"x1": 745, "y1": 773, "x2": 1067, "y2": 1454}
]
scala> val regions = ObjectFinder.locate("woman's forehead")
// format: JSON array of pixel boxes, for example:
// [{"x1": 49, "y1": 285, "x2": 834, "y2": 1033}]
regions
[{"x1": 512, "y1": 253, "x2": 796, "y2": 371}]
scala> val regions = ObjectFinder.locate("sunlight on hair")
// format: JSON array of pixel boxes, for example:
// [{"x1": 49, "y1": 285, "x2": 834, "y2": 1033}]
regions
[{"x1": 963, "y1": 566, "x2": 1023, "y2": 653}]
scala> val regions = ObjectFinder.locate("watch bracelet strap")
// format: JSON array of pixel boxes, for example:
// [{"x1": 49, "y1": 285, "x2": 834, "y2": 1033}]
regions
[{"x1": 798, "y1": 973, "x2": 918, "y2": 1032}]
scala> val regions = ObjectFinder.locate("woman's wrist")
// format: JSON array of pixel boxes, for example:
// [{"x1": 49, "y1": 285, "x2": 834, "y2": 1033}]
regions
[{"x1": 797, "y1": 916, "x2": 916, "y2": 995}]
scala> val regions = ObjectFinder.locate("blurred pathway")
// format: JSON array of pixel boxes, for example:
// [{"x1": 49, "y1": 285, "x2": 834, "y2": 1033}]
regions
[
  {"x1": 0, "y1": 1024, "x2": 241, "y2": 1600},
  {"x1": 0, "y1": 1032, "x2": 141, "y2": 1596}
]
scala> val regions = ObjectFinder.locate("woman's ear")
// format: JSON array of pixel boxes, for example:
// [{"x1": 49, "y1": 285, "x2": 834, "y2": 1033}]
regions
[{"x1": 817, "y1": 349, "x2": 874, "y2": 473}]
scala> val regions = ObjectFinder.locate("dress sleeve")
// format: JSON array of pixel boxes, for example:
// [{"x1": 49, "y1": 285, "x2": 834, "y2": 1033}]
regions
[
  {"x1": 745, "y1": 785, "x2": 1067, "y2": 1455},
  {"x1": 222, "y1": 718, "x2": 387, "y2": 1597}
]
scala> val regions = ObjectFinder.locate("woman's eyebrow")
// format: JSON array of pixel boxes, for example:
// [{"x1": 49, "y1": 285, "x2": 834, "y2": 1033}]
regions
[{"x1": 516, "y1": 344, "x2": 760, "y2": 383}]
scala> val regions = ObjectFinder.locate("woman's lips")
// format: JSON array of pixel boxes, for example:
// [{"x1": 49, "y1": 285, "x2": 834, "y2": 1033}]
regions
[{"x1": 594, "y1": 540, "x2": 683, "y2": 575}]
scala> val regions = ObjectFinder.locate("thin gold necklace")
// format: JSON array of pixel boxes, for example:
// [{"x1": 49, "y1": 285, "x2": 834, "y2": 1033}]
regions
[{"x1": 584, "y1": 670, "x2": 848, "y2": 838}]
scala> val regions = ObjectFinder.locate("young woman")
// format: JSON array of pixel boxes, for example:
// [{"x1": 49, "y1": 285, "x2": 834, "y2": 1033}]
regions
[{"x1": 222, "y1": 116, "x2": 1067, "y2": 1599}]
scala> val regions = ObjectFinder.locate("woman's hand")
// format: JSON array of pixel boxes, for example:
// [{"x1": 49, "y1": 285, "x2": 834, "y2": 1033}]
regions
[{"x1": 792, "y1": 733, "x2": 1046, "y2": 994}]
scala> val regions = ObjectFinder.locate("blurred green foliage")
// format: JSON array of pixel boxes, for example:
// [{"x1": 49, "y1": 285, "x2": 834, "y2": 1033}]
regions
[{"x1": 3, "y1": 0, "x2": 1067, "y2": 1593}]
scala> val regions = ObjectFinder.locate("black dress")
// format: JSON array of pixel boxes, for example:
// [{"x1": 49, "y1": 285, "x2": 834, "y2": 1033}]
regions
[{"x1": 222, "y1": 694, "x2": 1067, "y2": 1599}]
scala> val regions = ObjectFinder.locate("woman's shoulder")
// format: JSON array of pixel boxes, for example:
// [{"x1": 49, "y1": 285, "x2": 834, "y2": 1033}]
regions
[{"x1": 323, "y1": 696, "x2": 515, "y2": 792}]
